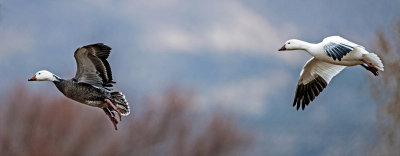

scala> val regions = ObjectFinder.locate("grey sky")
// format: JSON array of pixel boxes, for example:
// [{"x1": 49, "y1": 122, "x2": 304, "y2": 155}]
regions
[{"x1": 0, "y1": 0, "x2": 398, "y2": 155}]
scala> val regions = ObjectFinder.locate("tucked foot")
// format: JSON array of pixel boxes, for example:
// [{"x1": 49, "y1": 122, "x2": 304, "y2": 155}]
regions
[
  {"x1": 108, "y1": 116, "x2": 118, "y2": 130},
  {"x1": 103, "y1": 108, "x2": 119, "y2": 130},
  {"x1": 361, "y1": 59, "x2": 379, "y2": 76},
  {"x1": 361, "y1": 64, "x2": 379, "y2": 76},
  {"x1": 106, "y1": 99, "x2": 122, "y2": 121}
]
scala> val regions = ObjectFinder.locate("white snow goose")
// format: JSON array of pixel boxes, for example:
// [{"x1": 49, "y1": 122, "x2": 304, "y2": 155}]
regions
[
  {"x1": 28, "y1": 43, "x2": 130, "y2": 130},
  {"x1": 278, "y1": 36, "x2": 384, "y2": 110}
]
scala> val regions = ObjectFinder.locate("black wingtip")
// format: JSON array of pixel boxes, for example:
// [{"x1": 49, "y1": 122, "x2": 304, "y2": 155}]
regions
[{"x1": 291, "y1": 75, "x2": 329, "y2": 111}]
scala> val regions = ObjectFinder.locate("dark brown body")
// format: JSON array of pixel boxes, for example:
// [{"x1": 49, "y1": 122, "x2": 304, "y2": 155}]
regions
[{"x1": 54, "y1": 79, "x2": 111, "y2": 108}]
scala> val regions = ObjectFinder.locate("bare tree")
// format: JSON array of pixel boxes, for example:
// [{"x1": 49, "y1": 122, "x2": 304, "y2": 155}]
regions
[
  {"x1": 369, "y1": 21, "x2": 400, "y2": 156},
  {"x1": 0, "y1": 86, "x2": 253, "y2": 156}
]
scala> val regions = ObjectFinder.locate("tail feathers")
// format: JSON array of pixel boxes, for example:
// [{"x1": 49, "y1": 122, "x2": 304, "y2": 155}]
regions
[
  {"x1": 111, "y1": 92, "x2": 130, "y2": 116},
  {"x1": 363, "y1": 53, "x2": 384, "y2": 71}
]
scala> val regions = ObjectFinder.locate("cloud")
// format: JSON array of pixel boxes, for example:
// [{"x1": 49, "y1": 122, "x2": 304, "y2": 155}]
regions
[
  {"x1": 203, "y1": 2, "x2": 284, "y2": 52},
  {"x1": 137, "y1": 1, "x2": 299, "y2": 54},
  {"x1": 199, "y1": 71, "x2": 291, "y2": 116},
  {"x1": 83, "y1": 0, "x2": 302, "y2": 64},
  {"x1": 141, "y1": 27, "x2": 200, "y2": 52}
]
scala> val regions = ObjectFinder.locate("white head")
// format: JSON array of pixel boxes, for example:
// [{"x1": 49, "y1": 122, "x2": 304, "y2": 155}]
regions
[
  {"x1": 278, "y1": 39, "x2": 306, "y2": 51},
  {"x1": 28, "y1": 70, "x2": 57, "y2": 82}
]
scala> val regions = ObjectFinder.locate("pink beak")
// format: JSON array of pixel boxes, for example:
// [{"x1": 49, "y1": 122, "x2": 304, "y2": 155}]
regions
[
  {"x1": 278, "y1": 45, "x2": 286, "y2": 51},
  {"x1": 28, "y1": 75, "x2": 37, "y2": 81}
]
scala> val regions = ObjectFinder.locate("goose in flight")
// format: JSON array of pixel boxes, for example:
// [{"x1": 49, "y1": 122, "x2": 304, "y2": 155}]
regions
[
  {"x1": 278, "y1": 36, "x2": 384, "y2": 110},
  {"x1": 28, "y1": 43, "x2": 130, "y2": 130}
]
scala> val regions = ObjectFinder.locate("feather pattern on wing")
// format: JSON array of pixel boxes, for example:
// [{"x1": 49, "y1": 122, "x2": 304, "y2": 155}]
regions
[{"x1": 323, "y1": 42, "x2": 353, "y2": 61}]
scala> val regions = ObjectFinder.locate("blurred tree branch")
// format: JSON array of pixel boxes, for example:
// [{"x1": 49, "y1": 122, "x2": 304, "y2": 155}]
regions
[
  {"x1": 370, "y1": 21, "x2": 400, "y2": 156},
  {"x1": 0, "y1": 86, "x2": 253, "y2": 156}
]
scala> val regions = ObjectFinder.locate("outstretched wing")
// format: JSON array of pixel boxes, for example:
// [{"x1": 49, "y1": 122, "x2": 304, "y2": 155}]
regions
[
  {"x1": 74, "y1": 43, "x2": 115, "y2": 88},
  {"x1": 293, "y1": 58, "x2": 345, "y2": 110}
]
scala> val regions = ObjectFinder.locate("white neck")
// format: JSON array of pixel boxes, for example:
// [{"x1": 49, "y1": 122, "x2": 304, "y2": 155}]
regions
[
  {"x1": 297, "y1": 40, "x2": 319, "y2": 56},
  {"x1": 297, "y1": 40, "x2": 314, "y2": 51},
  {"x1": 48, "y1": 76, "x2": 56, "y2": 82}
]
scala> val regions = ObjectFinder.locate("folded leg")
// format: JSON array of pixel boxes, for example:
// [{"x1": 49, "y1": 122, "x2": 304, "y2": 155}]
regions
[
  {"x1": 361, "y1": 59, "x2": 379, "y2": 76},
  {"x1": 103, "y1": 108, "x2": 118, "y2": 130},
  {"x1": 105, "y1": 99, "x2": 122, "y2": 121}
]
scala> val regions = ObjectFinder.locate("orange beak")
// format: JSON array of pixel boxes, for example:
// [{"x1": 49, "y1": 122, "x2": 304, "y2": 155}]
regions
[{"x1": 28, "y1": 75, "x2": 37, "y2": 81}]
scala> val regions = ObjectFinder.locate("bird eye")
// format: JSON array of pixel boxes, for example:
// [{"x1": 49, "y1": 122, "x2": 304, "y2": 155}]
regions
[
  {"x1": 288, "y1": 42, "x2": 291, "y2": 44},
  {"x1": 38, "y1": 73, "x2": 41, "y2": 75}
]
